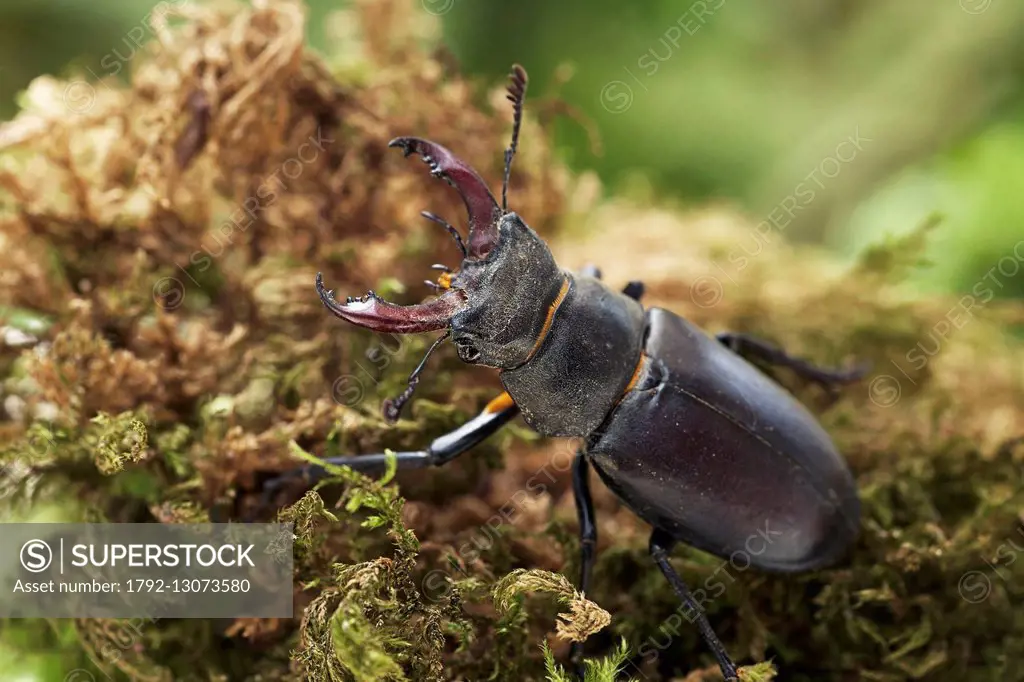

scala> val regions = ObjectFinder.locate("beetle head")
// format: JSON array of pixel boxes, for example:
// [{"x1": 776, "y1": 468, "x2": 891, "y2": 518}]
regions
[
  {"x1": 315, "y1": 139, "x2": 562, "y2": 369},
  {"x1": 317, "y1": 151, "x2": 565, "y2": 366},
  {"x1": 315, "y1": 65, "x2": 559, "y2": 420},
  {"x1": 316, "y1": 65, "x2": 559, "y2": 366},
  {"x1": 446, "y1": 210, "x2": 563, "y2": 368}
]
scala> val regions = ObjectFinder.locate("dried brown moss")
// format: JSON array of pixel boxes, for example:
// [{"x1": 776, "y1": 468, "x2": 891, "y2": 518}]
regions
[{"x1": 1, "y1": 0, "x2": 1023, "y2": 681}]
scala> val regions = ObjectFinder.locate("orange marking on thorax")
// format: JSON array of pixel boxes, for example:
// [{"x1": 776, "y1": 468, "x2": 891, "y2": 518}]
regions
[
  {"x1": 484, "y1": 391, "x2": 516, "y2": 413},
  {"x1": 437, "y1": 272, "x2": 453, "y2": 289},
  {"x1": 623, "y1": 354, "x2": 646, "y2": 394},
  {"x1": 525, "y1": 276, "x2": 570, "y2": 360}
]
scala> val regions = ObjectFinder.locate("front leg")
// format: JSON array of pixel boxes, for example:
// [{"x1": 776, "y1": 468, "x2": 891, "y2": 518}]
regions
[
  {"x1": 621, "y1": 280, "x2": 644, "y2": 301},
  {"x1": 261, "y1": 393, "x2": 519, "y2": 500}
]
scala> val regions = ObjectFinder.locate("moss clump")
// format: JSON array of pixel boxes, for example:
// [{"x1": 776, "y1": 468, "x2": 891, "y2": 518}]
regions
[
  {"x1": 1, "y1": 0, "x2": 1023, "y2": 680},
  {"x1": 492, "y1": 568, "x2": 611, "y2": 644},
  {"x1": 89, "y1": 411, "x2": 149, "y2": 475},
  {"x1": 542, "y1": 639, "x2": 637, "y2": 682},
  {"x1": 285, "y1": 445, "x2": 468, "y2": 681}
]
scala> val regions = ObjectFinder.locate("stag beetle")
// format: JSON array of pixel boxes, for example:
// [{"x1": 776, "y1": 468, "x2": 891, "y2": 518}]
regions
[{"x1": 268, "y1": 65, "x2": 866, "y2": 680}]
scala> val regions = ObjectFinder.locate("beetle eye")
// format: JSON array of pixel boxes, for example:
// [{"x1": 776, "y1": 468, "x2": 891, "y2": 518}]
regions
[{"x1": 455, "y1": 336, "x2": 481, "y2": 363}]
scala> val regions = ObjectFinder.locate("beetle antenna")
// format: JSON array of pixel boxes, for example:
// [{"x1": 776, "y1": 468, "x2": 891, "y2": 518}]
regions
[
  {"x1": 502, "y1": 64, "x2": 528, "y2": 212},
  {"x1": 421, "y1": 211, "x2": 467, "y2": 256},
  {"x1": 382, "y1": 329, "x2": 452, "y2": 423}
]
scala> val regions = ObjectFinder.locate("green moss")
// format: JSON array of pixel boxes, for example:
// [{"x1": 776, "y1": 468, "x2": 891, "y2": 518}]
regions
[
  {"x1": 542, "y1": 639, "x2": 636, "y2": 682},
  {"x1": 88, "y1": 411, "x2": 148, "y2": 475},
  {"x1": 493, "y1": 569, "x2": 611, "y2": 643}
]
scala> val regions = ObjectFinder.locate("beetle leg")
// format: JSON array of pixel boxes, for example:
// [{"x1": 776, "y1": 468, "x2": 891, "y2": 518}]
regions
[
  {"x1": 578, "y1": 264, "x2": 644, "y2": 302},
  {"x1": 716, "y1": 332, "x2": 868, "y2": 386},
  {"x1": 649, "y1": 529, "x2": 740, "y2": 681},
  {"x1": 568, "y1": 448, "x2": 597, "y2": 674},
  {"x1": 260, "y1": 394, "x2": 519, "y2": 503},
  {"x1": 381, "y1": 330, "x2": 451, "y2": 423},
  {"x1": 622, "y1": 280, "x2": 645, "y2": 301}
]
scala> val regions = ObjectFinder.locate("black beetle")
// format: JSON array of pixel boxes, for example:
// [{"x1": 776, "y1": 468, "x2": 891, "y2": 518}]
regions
[{"x1": 270, "y1": 65, "x2": 866, "y2": 681}]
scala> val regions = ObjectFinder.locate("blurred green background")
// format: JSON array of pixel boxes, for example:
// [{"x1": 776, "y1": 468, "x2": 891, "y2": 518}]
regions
[{"x1": 2, "y1": 0, "x2": 1023, "y2": 300}]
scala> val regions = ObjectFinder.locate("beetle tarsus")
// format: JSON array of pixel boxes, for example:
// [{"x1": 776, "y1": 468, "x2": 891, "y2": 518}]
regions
[
  {"x1": 381, "y1": 329, "x2": 451, "y2": 423},
  {"x1": 649, "y1": 529, "x2": 740, "y2": 681},
  {"x1": 716, "y1": 332, "x2": 868, "y2": 387},
  {"x1": 388, "y1": 136, "x2": 502, "y2": 258}
]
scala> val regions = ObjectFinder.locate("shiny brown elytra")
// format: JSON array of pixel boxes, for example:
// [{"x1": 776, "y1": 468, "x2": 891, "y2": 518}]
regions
[{"x1": 270, "y1": 64, "x2": 866, "y2": 681}]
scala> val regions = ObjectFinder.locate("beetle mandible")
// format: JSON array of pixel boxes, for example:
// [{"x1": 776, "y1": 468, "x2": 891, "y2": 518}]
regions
[{"x1": 270, "y1": 65, "x2": 866, "y2": 681}]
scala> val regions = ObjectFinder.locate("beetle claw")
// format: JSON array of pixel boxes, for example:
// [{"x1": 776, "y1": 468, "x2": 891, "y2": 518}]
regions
[
  {"x1": 388, "y1": 136, "x2": 501, "y2": 258},
  {"x1": 391, "y1": 139, "x2": 412, "y2": 157},
  {"x1": 315, "y1": 272, "x2": 465, "y2": 334}
]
